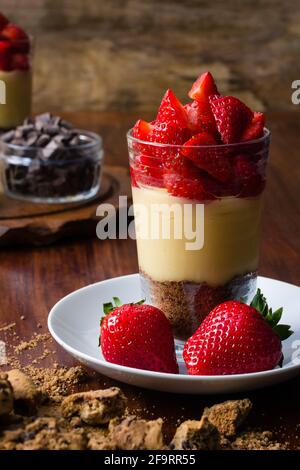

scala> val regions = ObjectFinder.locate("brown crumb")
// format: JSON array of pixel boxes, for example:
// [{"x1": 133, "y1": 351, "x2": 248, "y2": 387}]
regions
[
  {"x1": 170, "y1": 416, "x2": 220, "y2": 450},
  {"x1": 203, "y1": 399, "x2": 252, "y2": 437},
  {"x1": 109, "y1": 415, "x2": 165, "y2": 450},
  {"x1": 61, "y1": 387, "x2": 126, "y2": 425},
  {"x1": 231, "y1": 430, "x2": 288, "y2": 450},
  {"x1": 7, "y1": 369, "x2": 41, "y2": 415},
  {"x1": 14, "y1": 334, "x2": 50, "y2": 354},
  {"x1": 0, "y1": 322, "x2": 16, "y2": 332},
  {"x1": 0, "y1": 373, "x2": 14, "y2": 416}
]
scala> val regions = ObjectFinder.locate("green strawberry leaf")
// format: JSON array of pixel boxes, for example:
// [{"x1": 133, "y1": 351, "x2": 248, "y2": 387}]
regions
[{"x1": 250, "y1": 289, "x2": 293, "y2": 342}]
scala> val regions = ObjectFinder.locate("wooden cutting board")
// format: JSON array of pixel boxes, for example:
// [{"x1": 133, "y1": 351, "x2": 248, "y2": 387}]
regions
[{"x1": 0, "y1": 165, "x2": 131, "y2": 247}]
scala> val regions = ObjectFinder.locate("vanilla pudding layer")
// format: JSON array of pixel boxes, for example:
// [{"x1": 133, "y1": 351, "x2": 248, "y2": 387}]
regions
[
  {"x1": 0, "y1": 70, "x2": 32, "y2": 129},
  {"x1": 132, "y1": 186, "x2": 264, "y2": 287}
]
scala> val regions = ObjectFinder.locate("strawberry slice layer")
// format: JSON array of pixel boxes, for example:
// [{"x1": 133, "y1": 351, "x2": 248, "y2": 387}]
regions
[
  {"x1": 164, "y1": 173, "x2": 216, "y2": 201},
  {"x1": 181, "y1": 132, "x2": 231, "y2": 183},
  {"x1": 188, "y1": 72, "x2": 219, "y2": 102},
  {"x1": 210, "y1": 96, "x2": 253, "y2": 144},
  {"x1": 130, "y1": 71, "x2": 267, "y2": 199}
]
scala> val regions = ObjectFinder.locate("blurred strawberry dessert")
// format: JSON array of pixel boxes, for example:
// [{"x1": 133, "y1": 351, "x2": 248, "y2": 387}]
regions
[
  {"x1": 0, "y1": 12, "x2": 32, "y2": 129},
  {"x1": 127, "y1": 71, "x2": 269, "y2": 340}
]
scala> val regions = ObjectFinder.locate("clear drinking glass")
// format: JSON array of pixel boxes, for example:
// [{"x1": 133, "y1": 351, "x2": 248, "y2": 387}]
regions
[{"x1": 127, "y1": 129, "x2": 270, "y2": 340}]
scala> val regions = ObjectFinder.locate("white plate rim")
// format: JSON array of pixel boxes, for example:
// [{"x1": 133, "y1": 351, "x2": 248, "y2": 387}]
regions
[{"x1": 48, "y1": 273, "x2": 300, "y2": 383}]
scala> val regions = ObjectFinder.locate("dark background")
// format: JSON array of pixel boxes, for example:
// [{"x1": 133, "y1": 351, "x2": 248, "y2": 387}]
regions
[{"x1": 1, "y1": 0, "x2": 300, "y2": 114}]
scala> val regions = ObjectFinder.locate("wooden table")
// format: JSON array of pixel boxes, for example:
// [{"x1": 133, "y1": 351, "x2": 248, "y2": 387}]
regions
[{"x1": 1, "y1": 111, "x2": 300, "y2": 449}]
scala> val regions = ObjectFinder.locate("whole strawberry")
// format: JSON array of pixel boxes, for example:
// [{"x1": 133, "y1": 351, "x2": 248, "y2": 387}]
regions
[
  {"x1": 100, "y1": 298, "x2": 179, "y2": 374},
  {"x1": 183, "y1": 289, "x2": 293, "y2": 375}
]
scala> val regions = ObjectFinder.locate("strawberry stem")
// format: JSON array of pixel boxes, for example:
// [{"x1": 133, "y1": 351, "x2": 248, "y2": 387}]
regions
[{"x1": 250, "y1": 288, "x2": 293, "y2": 341}]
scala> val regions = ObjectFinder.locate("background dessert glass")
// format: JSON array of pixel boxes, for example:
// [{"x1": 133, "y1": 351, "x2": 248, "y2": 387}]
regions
[
  {"x1": 127, "y1": 129, "x2": 270, "y2": 341},
  {"x1": 0, "y1": 36, "x2": 33, "y2": 130}
]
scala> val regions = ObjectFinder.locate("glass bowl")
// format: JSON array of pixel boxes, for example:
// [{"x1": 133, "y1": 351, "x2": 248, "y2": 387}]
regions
[{"x1": 0, "y1": 130, "x2": 103, "y2": 203}]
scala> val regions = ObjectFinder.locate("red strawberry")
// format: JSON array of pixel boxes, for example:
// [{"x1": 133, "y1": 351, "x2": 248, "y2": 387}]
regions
[
  {"x1": 0, "y1": 13, "x2": 9, "y2": 30},
  {"x1": 188, "y1": 72, "x2": 219, "y2": 102},
  {"x1": 132, "y1": 154, "x2": 164, "y2": 187},
  {"x1": 1, "y1": 23, "x2": 30, "y2": 53},
  {"x1": 232, "y1": 154, "x2": 265, "y2": 197},
  {"x1": 100, "y1": 298, "x2": 179, "y2": 374},
  {"x1": 181, "y1": 132, "x2": 231, "y2": 183},
  {"x1": 132, "y1": 119, "x2": 153, "y2": 142},
  {"x1": 156, "y1": 89, "x2": 188, "y2": 128},
  {"x1": 0, "y1": 40, "x2": 11, "y2": 70},
  {"x1": 241, "y1": 112, "x2": 265, "y2": 141},
  {"x1": 10, "y1": 52, "x2": 29, "y2": 70},
  {"x1": 184, "y1": 289, "x2": 293, "y2": 375},
  {"x1": 164, "y1": 172, "x2": 216, "y2": 201},
  {"x1": 210, "y1": 96, "x2": 253, "y2": 144},
  {"x1": 184, "y1": 100, "x2": 217, "y2": 136}
]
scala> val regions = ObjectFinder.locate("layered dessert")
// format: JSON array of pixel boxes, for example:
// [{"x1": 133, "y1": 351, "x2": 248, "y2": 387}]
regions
[
  {"x1": 0, "y1": 13, "x2": 32, "y2": 129},
  {"x1": 128, "y1": 71, "x2": 269, "y2": 340}
]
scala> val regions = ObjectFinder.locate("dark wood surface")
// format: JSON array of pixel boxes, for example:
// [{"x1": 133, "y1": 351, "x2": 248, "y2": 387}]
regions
[
  {"x1": 0, "y1": 111, "x2": 300, "y2": 449},
  {"x1": 0, "y1": 166, "x2": 131, "y2": 246}
]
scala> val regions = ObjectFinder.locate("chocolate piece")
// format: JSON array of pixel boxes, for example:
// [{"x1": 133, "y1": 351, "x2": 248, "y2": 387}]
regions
[
  {"x1": 0, "y1": 373, "x2": 14, "y2": 417},
  {"x1": 109, "y1": 415, "x2": 165, "y2": 450},
  {"x1": 203, "y1": 399, "x2": 252, "y2": 437},
  {"x1": 170, "y1": 416, "x2": 220, "y2": 450},
  {"x1": 61, "y1": 387, "x2": 126, "y2": 425}
]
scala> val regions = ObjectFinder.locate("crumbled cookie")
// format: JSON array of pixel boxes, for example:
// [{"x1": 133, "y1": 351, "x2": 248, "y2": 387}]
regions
[
  {"x1": 0, "y1": 417, "x2": 86, "y2": 450},
  {"x1": 61, "y1": 387, "x2": 126, "y2": 425},
  {"x1": 109, "y1": 415, "x2": 165, "y2": 450},
  {"x1": 170, "y1": 416, "x2": 220, "y2": 450},
  {"x1": 87, "y1": 430, "x2": 116, "y2": 450},
  {"x1": 0, "y1": 373, "x2": 13, "y2": 417},
  {"x1": 203, "y1": 399, "x2": 252, "y2": 437},
  {"x1": 7, "y1": 369, "x2": 41, "y2": 415},
  {"x1": 231, "y1": 430, "x2": 287, "y2": 450}
]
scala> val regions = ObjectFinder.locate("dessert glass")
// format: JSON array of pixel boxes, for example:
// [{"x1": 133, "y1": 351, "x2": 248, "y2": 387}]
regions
[
  {"x1": 127, "y1": 129, "x2": 270, "y2": 340},
  {"x1": 0, "y1": 37, "x2": 33, "y2": 130},
  {"x1": 0, "y1": 130, "x2": 103, "y2": 203}
]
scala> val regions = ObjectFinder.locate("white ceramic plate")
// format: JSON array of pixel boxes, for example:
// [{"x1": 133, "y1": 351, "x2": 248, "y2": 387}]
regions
[{"x1": 48, "y1": 274, "x2": 300, "y2": 394}]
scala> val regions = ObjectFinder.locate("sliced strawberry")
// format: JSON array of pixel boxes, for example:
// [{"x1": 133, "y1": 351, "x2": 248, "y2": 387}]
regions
[
  {"x1": 0, "y1": 40, "x2": 12, "y2": 71},
  {"x1": 184, "y1": 100, "x2": 217, "y2": 136},
  {"x1": 181, "y1": 132, "x2": 231, "y2": 182},
  {"x1": 156, "y1": 89, "x2": 188, "y2": 128},
  {"x1": 163, "y1": 172, "x2": 217, "y2": 201},
  {"x1": 210, "y1": 96, "x2": 253, "y2": 144},
  {"x1": 10, "y1": 52, "x2": 29, "y2": 70},
  {"x1": 0, "y1": 13, "x2": 9, "y2": 30},
  {"x1": 241, "y1": 112, "x2": 265, "y2": 141},
  {"x1": 1, "y1": 23, "x2": 30, "y2": 53},
  {"x1": 232, "y1": 154, "x2": 265, "y2": 197},
  {"x1": 133, "y1": 154, "x2": 164, "y2": 188},
  {"x1": 188, "y1": 72, "x2": 219, "y2": 102},
  {"x1": 132, "y1": 119, "x2": 153, "y2": 141}
]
